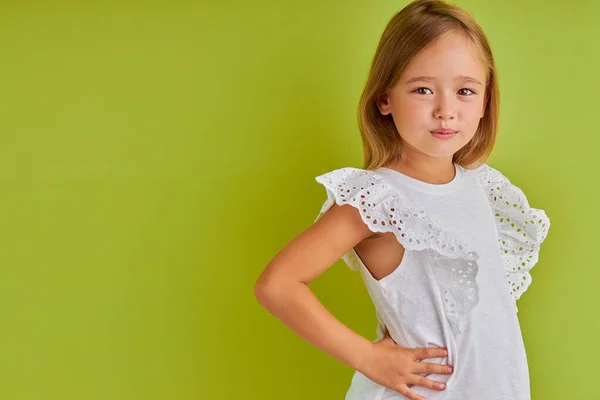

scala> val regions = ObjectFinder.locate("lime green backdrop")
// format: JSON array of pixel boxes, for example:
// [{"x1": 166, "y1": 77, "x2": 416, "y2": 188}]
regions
[{"x1": 0, "y1": 0, "x2": 597, "y2": 399}]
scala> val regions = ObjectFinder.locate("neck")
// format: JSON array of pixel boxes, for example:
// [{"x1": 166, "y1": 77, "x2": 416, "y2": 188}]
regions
[{"x1": 387, "y1": 156, "x2": 456, "y2": 185}]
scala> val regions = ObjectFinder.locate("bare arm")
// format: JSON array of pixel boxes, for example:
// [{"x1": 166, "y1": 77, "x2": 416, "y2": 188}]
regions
[
  {"x1": 255, "y1": 200, "x2": 453, "y2": 400},
  {"x1": 254, "y1": 203, "x2": 375, "y2": 370}
]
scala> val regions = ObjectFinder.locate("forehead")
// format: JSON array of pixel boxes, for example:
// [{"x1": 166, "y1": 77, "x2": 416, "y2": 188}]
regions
[{"x1": 401, "y1": 32, "x2": 487, "y2": 83}]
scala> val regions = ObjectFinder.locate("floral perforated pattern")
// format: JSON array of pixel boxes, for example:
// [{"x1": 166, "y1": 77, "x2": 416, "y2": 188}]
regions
[
  {"x1": 429, "y1": 250, "x2": 479, "y2": 333},
  {"x1": 476, "y1": 164, "x2": 550, "y2": 303},
  {"x1": 315, "y1": 167, "x2": 481, "y2": 333},
  {"x1": 316, "y1": 168, "x2": 474, "y2": 258}
]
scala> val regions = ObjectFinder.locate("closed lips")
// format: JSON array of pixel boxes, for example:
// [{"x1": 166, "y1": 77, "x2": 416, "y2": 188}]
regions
[{"x1": 430, "y1": 129, "x2": 457, "y2": 134}]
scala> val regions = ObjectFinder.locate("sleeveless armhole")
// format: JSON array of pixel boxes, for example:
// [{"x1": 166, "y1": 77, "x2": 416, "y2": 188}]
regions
[{"x1": 313, "y1": 167, "x2": 483, "y2": 334}]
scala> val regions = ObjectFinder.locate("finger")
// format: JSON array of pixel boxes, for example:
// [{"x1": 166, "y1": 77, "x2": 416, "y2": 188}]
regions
[
  {"x1": 408, "y1": 374, "x2": 447, "y2": 391},
  {"x1": 396, "y1": 384, "x2": 425, "y2": 400},
  {"x1": 411, "y1": 346, "x2": 448, "y2": 361},
  {"x1": 413, "y1": 361, "x2": 453, "y2": 375}
]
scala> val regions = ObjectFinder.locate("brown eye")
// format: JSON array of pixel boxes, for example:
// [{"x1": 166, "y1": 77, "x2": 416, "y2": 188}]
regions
[
  {"x1": 413, "y1": 87, "x2": 432, "y2": 95},
  {"x1": 458, "y1": 88, "x2": 476, "y2": 96}
]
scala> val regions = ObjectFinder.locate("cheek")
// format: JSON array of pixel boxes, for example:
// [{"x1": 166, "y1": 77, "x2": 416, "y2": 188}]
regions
[
  {"x1": 396, "y1": 101, "x2": 428, "y2": 123},
  {"x1": 462, "y1": 99, "x2": 486, "y2": 119}
]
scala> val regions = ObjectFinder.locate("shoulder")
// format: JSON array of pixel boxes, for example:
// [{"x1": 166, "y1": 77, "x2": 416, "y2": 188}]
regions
[
  {"x1": 469, "y1": 163, "x2": 509, "y2": 187},
  {"x1": 471, "y1": 161, "x2": 550, "y2": 243},
  {"x1": 315, "y1": 166, "x2": 386, "y2": 188},
  {"x1": 313, "y1": 166, "x2": 410, "y2": 239},
  {"x1": 468, "y1": 162, "x2": 535, "y2": 205},
  {"x1": 467, "y1": 163, "x2": 532, "y2": 203},
  {"x1": 314, "y1": 167, "x2": 394, "y2": 207}
]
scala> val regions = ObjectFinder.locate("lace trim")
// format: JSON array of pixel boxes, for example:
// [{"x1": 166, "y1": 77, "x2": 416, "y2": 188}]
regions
[
  {"x1": 315, "y1": 167, "x2": 481, "y2": 333},
  {"x1": 476, "y1": 164, "x2": 550, "y2": 303}
]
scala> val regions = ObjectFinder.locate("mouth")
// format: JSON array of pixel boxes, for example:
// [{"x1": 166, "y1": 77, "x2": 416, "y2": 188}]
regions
[{"x1": 430, "y1": 129, "x2": 458, "y2": 139}]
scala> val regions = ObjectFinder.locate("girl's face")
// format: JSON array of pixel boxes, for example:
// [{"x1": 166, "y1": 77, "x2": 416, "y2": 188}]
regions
[{"x1": 378, "y1": 31, "x2": 488, "y2": 162}]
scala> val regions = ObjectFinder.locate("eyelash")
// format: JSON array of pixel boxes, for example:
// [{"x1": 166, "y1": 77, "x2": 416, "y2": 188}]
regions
[{"x1": 412, "y1": 87, "x2": 477, "y2": 96}]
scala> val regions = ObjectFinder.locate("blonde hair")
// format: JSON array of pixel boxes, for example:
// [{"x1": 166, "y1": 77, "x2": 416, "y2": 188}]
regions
[{"x1": 359, "y1": 0, "x2": 499, "y2": 170}]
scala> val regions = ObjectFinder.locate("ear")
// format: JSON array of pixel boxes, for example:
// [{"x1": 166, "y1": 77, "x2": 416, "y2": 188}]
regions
[{"x1": 377, "y1": 92, "x2": 391, "y2": 116}]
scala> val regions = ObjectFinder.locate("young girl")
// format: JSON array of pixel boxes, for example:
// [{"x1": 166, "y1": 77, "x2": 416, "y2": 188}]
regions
[{"x1": 254, "y1": 1, "x2": 550, "y2": 399}]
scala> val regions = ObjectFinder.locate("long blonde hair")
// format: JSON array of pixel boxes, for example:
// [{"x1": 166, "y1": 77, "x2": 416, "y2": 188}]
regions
[{"x1": 359, "y1": 0, "x2": 499, "y2": 170}]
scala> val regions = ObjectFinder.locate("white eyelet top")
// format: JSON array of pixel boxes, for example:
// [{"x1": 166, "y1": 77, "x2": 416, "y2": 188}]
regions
[{"x1": 314, "y1": 163, "x2": 550, "y2": 400}]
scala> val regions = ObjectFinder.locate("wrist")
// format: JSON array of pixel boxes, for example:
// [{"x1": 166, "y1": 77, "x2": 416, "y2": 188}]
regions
[{"x1": 349, "y1": 338, "x2": 375, "y2": 372}]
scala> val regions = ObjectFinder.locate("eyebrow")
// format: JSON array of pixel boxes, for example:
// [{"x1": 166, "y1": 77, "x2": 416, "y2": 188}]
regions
[{"x1": 404, "y1": 76, "x2": 483, "y2": 85}]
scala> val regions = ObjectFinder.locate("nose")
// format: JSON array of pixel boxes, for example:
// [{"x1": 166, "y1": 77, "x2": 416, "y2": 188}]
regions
[{"x1": 433, "y1": 93, "x2": 456, "y2": 121}]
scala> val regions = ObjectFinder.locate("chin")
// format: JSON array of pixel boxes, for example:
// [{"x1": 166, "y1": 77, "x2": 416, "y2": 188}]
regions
[{"x1": 420, "y1": 146, "x2": 461, "y2": 159}]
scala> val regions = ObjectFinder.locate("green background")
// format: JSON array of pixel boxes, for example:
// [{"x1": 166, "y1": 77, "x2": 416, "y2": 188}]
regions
[{"x1": 0, "y1": 0, "x2": 596, "y2": 398}]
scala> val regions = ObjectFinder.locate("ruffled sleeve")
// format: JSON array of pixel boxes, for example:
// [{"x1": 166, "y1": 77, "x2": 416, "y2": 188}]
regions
[
  {"x1": 476, "y1": 164, "x2": 551, "y2": 303},
  {"x1": 313, "y1": 167, "x2": 389, "y2": 271},
  {"x1": 314, "y1": 167, "x2": 483, "y2": 334},
  {"x1": 313, "y1": 167, "x2": 477, "y2": 269}
]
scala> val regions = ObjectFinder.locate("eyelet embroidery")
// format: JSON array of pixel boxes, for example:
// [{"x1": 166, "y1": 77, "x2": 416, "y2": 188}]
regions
[
  {"x1": 315, "y1": 167, "x2": 481, "y2": 334},
  {"x1": 475, "y1": 165, "x2": 550, "y2": 306}
]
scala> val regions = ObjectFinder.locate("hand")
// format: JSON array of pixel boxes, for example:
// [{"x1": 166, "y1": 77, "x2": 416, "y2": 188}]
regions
[{"x1": 357, "y1": 330, "x2": 453, "y2": 400}]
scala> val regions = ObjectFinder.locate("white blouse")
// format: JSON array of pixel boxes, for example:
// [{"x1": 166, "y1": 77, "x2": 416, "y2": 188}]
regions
[{"x1": 314, "y1": 163, "x2": 550, "y2": 400}]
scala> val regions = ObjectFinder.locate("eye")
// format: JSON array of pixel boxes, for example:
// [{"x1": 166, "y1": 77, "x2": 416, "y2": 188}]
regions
[
  {"x1": 413, "y1": 87, "x2": 432, "y2": 95},
  {"x1": 458, "y1": 88, "x2": 477, "y2": 96}
]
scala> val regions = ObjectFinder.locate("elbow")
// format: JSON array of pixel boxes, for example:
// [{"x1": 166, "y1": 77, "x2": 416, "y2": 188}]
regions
[
  {"x1": 254, "y1": 272, "x2": 298, "y2": 307},
  {"x1": 253, "y1": 280, "x2": 268, "y2": 303},
  {"x1": 253, "y1": 275, "x2": 279, "y2": 306}
]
